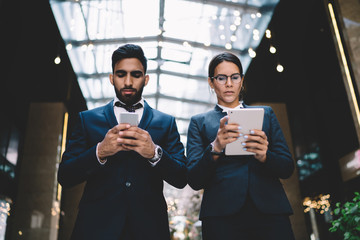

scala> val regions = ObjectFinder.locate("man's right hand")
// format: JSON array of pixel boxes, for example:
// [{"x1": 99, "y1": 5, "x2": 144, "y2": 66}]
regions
[{"x1": 97, "y1": 123, "x2": 132, "y2": 159}]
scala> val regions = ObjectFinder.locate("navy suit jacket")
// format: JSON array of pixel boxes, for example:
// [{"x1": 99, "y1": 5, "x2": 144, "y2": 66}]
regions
[
  {"x1": 58, "y1": 100, "x2": 187, "y2": 240},
  {"x1": 186, "y1": 104, "x2": 294, "y2": 219}
]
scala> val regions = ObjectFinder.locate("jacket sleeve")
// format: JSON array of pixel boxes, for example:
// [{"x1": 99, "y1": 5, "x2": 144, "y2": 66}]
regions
[
  {"x1": 186, "y1": 117, "x2": 218, "y2": 190},
  {"x1": 262, "y1": 107, "x2": 295, "y2": 179},
  {"x1": 58, "y1": 113, "x2": 104, "y2": 188},
  {"x1": 154, "y1": 117, "x2": 187, "y2": 189}
]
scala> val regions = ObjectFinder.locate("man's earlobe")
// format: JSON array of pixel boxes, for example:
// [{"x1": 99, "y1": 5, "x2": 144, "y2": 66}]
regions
[{"x1": 109, "y1": 74, "x2": 114, "y2": 85}]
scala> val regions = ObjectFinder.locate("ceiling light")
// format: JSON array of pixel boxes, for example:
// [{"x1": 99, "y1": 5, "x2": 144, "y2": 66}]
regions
[
  {"x1": 230, "y1": 25, "x2": 236, "y2": 31},
  {"x1": 251, "y1": 14, "x2": 256, "y2": 19},
  {"x1": 230, "y1": 35, "x2": 237, "y2": 42},
  {"x1": 220, "y1": 34, "x2": 225, "y2": 40},
  {"x1": 256, "y1": 13, "x2": 262, "y2": 18},
  {"x1": 219, "y1": 25, "x2": 224, "y2": 30},
  {"x1": 245, "y1": 24, "x2": 250, "y2": 29},
  {"x1": 183, "y1": 41, "x2": 191, "y2": 47},
  {"x1": 269, "y1": 46, "x2": 276, "y2": 54},
  {"x1": 234, "y1": 10, "x2": 240, "y2": 17},
  {"x1": 265, "y1": 29, "x2": 272, "y2": 38},
  {"x1": 248, "y1": 48, "x2": 256, "y2": 58},
  {"x1": 88, "y1": 43, "x2": 94, "y2": 51},
  {"x1": 276, "y1": 64, "x2": 284, "y2": 72},
  {"x1": 225, "y1": 43, "x2": 232, "y2": 50},
  {"x1": 54, "y1": 56, "x2": 61, "y2": 64},
  {"x1": 66, "y1": 43, "x2": 72, "y2": 51}
]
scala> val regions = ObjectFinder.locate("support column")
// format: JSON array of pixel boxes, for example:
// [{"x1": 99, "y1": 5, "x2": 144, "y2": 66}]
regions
[
  {"x1": 11, "y1": 103, "x2": 66, "y2": 240},
  {"x1": 253, "y1": 102, "x2": 308, "y2": 240}
]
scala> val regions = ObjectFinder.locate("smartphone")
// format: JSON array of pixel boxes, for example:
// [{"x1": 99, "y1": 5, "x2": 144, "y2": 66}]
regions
[{"x1": 119, "y1": 112, "x2": 139, "y2": 126}]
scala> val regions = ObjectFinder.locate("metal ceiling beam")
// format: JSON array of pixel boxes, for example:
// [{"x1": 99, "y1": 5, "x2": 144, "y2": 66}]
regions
[
  {"x1": 181, "y1": 0, "x2": 260, "y2": 12},
  {"x1": 65, "y1": 36, "x2": 248, "y2": 55},
  {"x1": 77, "y1": 69, "x2": 208, "y2": 81}
]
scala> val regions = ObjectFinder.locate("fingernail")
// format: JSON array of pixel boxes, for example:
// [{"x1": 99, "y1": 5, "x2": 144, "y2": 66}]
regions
[
  {"x1": 243, "y1": 148, "x2": 247, "y2": 151},
  {"x1": 239, "y1": 133, "x2": 244, "y2": 137},
  {"x1": 250, "y1": 130, "x2": 255, "y2": 134},
  {"x1": 241, "y1": 142, "x2": 246, "y2": 146},
  {"x1": 238, "y1": 126, "x2": 242, "y2": 130},
  {"x1": 244, "y1": 135, "x2": 248, "y2": 139}
]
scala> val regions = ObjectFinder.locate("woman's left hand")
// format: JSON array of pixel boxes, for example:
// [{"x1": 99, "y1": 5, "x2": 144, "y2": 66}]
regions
[{"x1": 242, "y1": 129, "x2": 268, "y2": 163}]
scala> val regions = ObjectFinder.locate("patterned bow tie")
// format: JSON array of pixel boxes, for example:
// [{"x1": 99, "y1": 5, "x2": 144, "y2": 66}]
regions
[{"x1": 115, "y1": 101, "x2": 143, "y2": 112}]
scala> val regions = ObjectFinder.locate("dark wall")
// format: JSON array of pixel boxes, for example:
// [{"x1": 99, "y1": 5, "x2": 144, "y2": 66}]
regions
[
  {"x1": 245, "y1": 0, "x2": 359, "y2": 199},
  {"x1": 0, "y1": 1, "x2": 87, "y2": 129},
  {"x1": 0, "y1": 1, "x2": 87, "y2": 238}
]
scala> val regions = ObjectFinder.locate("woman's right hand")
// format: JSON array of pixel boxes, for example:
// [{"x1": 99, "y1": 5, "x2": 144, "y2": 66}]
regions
[{"x1": 212, "y1": 115, "x2": 241, "y2": 153}]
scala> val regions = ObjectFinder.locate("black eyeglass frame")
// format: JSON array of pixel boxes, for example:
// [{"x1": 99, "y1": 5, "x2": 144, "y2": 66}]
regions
[{"x1": 210, "y1": 73, "x2": 243, "y2": 84}]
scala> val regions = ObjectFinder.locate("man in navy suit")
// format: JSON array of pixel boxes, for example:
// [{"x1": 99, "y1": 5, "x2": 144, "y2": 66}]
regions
[{"x1": 58, "y1": 44, "x2": 187, "y2": 240}]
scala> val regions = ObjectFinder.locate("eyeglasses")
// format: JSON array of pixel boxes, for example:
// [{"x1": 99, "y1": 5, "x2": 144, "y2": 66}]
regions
[{"x1": 211, "y1": 73, "x2": 242, "y2": 85}]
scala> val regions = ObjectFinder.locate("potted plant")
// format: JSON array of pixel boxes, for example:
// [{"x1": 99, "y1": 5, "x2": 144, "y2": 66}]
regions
[{"x1": 329, "y1": 192, "x2": 360, "y2": 239}]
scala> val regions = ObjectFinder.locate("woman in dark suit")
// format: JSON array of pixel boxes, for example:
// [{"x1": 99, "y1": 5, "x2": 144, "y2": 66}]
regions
[{"x1": 186, "y1": 52, "x2": 295, "y2": 240}]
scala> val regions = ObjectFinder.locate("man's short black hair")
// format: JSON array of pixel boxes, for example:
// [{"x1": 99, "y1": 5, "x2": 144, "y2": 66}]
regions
[{"x1": 111, "y1": 44, "x2": 147, "y2": 73}]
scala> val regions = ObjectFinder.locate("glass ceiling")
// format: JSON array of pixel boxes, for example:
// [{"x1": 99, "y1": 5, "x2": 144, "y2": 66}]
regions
[{"x1": 50, "y1": 0, "x2": 279, "y2": 144}]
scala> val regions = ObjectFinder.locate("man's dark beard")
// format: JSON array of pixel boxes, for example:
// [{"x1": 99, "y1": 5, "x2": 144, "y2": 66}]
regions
[{"x1": 115, "y1": 83, "x2": 145, "y2": 106}]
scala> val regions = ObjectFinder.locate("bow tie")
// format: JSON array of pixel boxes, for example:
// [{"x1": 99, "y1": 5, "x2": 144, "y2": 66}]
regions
[{"x1": 115, "y1": 101, "x2": 143, "y2": 112}]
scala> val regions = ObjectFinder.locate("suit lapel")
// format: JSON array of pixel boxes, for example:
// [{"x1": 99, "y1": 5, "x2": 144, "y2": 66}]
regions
[
  {"x1": 138, "y1": 100, "x2": 153, "y2": 130},
  {"x1": 103, "y1": 100, "x2": 118, "y2": 128}
]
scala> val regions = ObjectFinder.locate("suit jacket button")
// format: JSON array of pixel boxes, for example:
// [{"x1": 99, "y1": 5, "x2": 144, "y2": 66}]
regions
[{"x1": 125, "y1": 182, "x2": 131, "y2": 187}]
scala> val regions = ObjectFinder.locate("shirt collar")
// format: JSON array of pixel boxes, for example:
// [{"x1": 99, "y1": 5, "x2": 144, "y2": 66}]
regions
[
  {"x1": 217, "y1": 101, "x2": 244, "y2": 112},
  {"x1": 113, "y1": 97, "x2": 144, "y2": 108}
]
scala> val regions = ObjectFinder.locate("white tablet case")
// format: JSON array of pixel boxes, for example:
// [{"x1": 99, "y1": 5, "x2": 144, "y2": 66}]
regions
[{"x1": 225, "y1": 108, "x2": 264, "y2": 156}]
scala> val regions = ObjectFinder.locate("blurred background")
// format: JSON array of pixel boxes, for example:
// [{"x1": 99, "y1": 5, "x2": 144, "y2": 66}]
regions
[{"x1": 0, "y1": 0, "x2": 360, "y2": 239}]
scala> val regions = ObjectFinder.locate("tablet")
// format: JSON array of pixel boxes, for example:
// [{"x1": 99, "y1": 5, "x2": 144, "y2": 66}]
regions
[{"x1": 225, "y1": 108, "x2": 264, "y2": 156}]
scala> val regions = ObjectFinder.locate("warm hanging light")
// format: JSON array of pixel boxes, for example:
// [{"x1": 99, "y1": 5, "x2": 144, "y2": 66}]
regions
[
  {"x1": 66, "y1": 43, "x2": 72, "y2": 50},
  {"x1": 269, "y1": 45, "x2": 276, "y2": 54},
  {"x1": 88, "y1": 43, "x2": 94, "y2": 51},
  {"x1": 54, "y1": 56, "x2": 61, "y2": 64},
  {"x1": 204, "y1": 42, "x2": 210, "y2": 47},
  {"x1": 265, "y1": 29, "x2": 271, "y2": 39},
  {"x1": 225, "y1": 43, "x2": 232, "y2": 50},
  {"x1": 276, "y1": 64, "x2": 284, "y2": 72},
  {"x1": 248, "y1": 48, "x2": 256, "y2": 58}
]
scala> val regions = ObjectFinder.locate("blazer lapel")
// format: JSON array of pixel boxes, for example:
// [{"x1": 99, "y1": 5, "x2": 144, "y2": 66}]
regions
[
  {"x1": 138, "y1": 100, "x2": 153, "y2": 130},
  {"x1": 214, "y1": 104, "x2": 228, "y2": 118},
  {"x1": 103, "y1": 100, "x2": 118, "y2": 128}
]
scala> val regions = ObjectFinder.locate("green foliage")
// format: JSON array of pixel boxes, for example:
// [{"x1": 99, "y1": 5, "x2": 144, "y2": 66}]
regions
[{"x1": 329, "y1": 192, "x2": 360, "y2": 240}]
